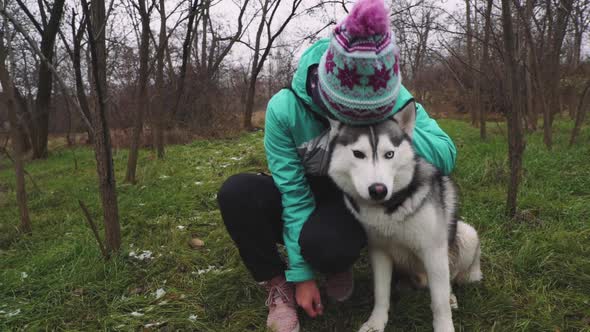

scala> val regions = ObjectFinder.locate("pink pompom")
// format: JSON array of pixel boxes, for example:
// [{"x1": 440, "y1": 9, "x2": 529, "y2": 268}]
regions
[{"x1": 344, "y1": 0, "x2": 390, "y2": 37}]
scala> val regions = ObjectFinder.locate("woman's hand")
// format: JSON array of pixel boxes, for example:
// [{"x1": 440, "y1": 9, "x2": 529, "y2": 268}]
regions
[{"x1": 295, "y1": 279, "x2": 323, "y2": 318}]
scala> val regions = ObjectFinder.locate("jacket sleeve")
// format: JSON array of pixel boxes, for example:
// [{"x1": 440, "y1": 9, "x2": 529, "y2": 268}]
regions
[
  {"x1": 264, "y1": 100, "x2": 315, "y2": 283},
  {"x1": 412, "y1": 102, "x2": 457, "y2": 175}
]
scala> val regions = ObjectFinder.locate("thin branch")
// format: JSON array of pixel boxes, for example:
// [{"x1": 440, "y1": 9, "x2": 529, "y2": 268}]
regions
[
  {"x1": 438, "y1": 38, "x2": 485, "y2": 75},
  {"x1": 78, "y1": 200, "x2": 109, "y2": 259},
  {"x1": 14, "y1": 0, "x2": 43, "y2": 34},
  {"x1": 430, "y1": 48, "x2": 466, "y2": 91},
  {"x1": 37, "y1": 0, "x2": 48, "y2": 28},
  {"x1": 0, "y1": 147, "x2": 42, "y2": 193},
  {"x1": 301, "y1": 20, "x2": 336, "y2": 42}
]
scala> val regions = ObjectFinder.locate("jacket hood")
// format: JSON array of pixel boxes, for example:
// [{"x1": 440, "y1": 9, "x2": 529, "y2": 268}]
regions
[{"x1": 291, "y1": 39, "x2": 330, "y2": 117}]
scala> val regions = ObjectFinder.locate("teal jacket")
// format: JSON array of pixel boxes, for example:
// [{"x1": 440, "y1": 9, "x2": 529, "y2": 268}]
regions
[{"x1": 264, "y1": 39, "x2": 457, "y2": 282}]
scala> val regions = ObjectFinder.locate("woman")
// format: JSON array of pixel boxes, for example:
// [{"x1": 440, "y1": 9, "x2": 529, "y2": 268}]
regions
[{"x1": 217, "y1": 0, "x2": 456, "y2": 331}]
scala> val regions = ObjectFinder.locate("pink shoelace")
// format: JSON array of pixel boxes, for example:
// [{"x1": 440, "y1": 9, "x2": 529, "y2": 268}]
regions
[{"x1": 265, "y1": 280, "x2": 292, "y2": 307}]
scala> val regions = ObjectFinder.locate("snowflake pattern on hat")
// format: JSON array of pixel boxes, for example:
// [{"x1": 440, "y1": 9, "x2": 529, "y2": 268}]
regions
[
  {"x1": 317, "y1": 0, "x2": 402, "y2": 125},
  {"x1": 325, "y1": 51, "x2": 336, "y2": 74},
  {"x1": 337, "y1": 64, "x2": 362, "y2": 90},
  {"x1": 368, "y1": 66, "x2": 391, "y2": 92}
]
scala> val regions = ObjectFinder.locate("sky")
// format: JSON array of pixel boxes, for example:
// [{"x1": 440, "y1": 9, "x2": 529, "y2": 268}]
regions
[
  {"x1": 206, "y1": 0, "x2": 588, "y2": 65},
  {"x1": 199, "y1": 0, "x2": 469, "y2": 70}
]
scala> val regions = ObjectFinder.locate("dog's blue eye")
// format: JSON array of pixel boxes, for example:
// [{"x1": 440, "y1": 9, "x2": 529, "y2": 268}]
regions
[
  {"x1": 384, "y1": 151, "x2": 395, "y2": 159},
  {"x1": 353, "y1": 150, "x2": 366, "y2": 159}
]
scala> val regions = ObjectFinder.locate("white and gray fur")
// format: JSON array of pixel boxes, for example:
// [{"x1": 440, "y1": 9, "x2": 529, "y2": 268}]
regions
[{"x1": 327, "y1": 102, "x2": 482, "y2": 332}]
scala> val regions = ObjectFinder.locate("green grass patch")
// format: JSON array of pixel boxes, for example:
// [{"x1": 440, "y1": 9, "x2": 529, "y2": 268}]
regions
[{"x1": 1, "y1": 120, "x2": 589, "y2": 331}]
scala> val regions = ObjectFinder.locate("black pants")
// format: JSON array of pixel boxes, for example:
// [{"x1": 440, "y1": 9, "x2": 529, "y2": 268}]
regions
[{"x1": 217, "y1": 173, "x2": 367, "y2": 282}]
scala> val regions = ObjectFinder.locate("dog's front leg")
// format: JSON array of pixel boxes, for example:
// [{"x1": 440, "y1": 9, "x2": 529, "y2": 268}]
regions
[
  {"x1": 422, "y1": 249, "x2": 454, "y2": 332},
  {"x1": 359, "y1": 249, "x2": 392, "y2": 332}
]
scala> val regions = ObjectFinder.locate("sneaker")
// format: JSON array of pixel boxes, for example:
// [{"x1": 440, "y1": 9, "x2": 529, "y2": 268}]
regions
[
  {"x1": 263, "y1": 275, "x2": 300, "y2": 332},
  {"x1": 326, "y1": 269, "x2": 354, "y2": 302}
]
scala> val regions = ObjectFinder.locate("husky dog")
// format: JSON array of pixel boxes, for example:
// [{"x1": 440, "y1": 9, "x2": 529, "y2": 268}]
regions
[{"x1": 327, "y1": 102, "x2": 482, "y2": 332}]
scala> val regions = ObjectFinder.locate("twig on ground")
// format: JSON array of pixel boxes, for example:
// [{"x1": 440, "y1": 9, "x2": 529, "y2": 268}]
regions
[
  {"x1": 78, "y1": 200, "x2": 109, "y2": 259},
  {"x1": 495, "y1": 120, "x2": 507, "y2": 139}
]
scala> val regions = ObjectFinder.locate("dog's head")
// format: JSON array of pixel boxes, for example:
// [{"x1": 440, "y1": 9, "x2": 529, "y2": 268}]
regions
[{"x1": 327, "y1": 102, "x2": 417, "y2": 204}]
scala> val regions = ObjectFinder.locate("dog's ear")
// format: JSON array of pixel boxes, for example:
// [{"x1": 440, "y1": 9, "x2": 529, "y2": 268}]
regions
[
  {"x1": 327, "y1": 116, "x2": 342, "y2": 140},
  {"x1": 327, "y1": 116, "x2": 341, "y2": 130},
  {"x1": 393, "y1": 102, "x2": 416, "y2": 139}
]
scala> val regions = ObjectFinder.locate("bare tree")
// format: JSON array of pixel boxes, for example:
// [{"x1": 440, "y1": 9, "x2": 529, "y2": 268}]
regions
[
  {"x1": 569, "y1": 0, "x2": 589, "y2": 69},
  {"x1": 513, "y1": 0, "x2": 574, "y2": 148},
  {"x1": 243, "y1": 0, "x2": 304, "y2": 130},
  {"x1": 0, "y1": 1, "x2": 92, "y2": 139},
  {"x1": 478, "y1": 0, "x2": 493, "y2": 140},
  {"x1": 154, "y1": 0, "x2": 167, "y2": 159},
  {"x1": 70, "y1": 10, "x2": 93, "y2": 144},
  {"x1": 15, "y1": 0, "x2": 66, "y2": 159},
  {"x1": 569, "y1": 78, "x2": 590, "y2": 146},
  {"x1": 465, "y1": 0, "x2": 477, "y2": 126},
  {"x1": 81, "y1": 0, "x2": 121, "y2": 254},
  {"x1": 543, "y1": 0, "x2": 574, "y2": 149},
  {"x1": 391, "y1": 0, "x2": 439, "y2": 101},
  {"x1": 501, "y1": 0, "x2": 525, "y2": 217},
  {"x1": 0, "y1": 6, "x2": 31, "y2": 234},
  {"x1": 125, "y1": 0, "x2": 154, "y2": 184},
  {"x1": 170, "y1": 0, "x2": 200, "y2": 120},
  {"x1": 193, "y1": 0, "x2": 251, "y2": 114},
  {"x1": 523, "y1": 0, "x2": 537, "y2": 132}
]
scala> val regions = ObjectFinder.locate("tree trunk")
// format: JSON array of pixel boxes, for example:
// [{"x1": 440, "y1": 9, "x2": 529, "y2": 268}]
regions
[
  {"x1": 14, "y1": 89, "x2": 32, "y2": 152},
  {"x1": 244, "y1": 75, "x2": 257, "y2": 130},
  {"x1": 525, "y1": 48, "x2": 536, "y2": 131},
  {"x1": 569, "y1": 79, "x2": 590, "y2": 146},
  {"x1": 170, "y1": 0, "x2": 199, "y2": 120},
  {"x1": 544, "y1": 0, "x2": 573, "y2": 149},
  {"x1": 501, "y1": 0, "x2": 525, "y2": 218},
  {"x1": 521, "y1": 0, "x2": 544, "y2": 132},
  {"x1": 200, "y1": 1, "x2": 208, "y2": 73},
  {"x1": 243, "y1": 0, "x2": 268, "y2": 131},
  {"x1": 0, "y1": 20, "x2": 31, "y2": 234},
  {"x1": 465, "y1": 0, "x2": 477, "y2": 127},
  {"x1": 570, "y1": 6, "x2": 583, "y2": 69},
  {"x1": 154, "y1": 0, "x2": 167, "y2": 159},
  {"x1": 31, "y1": 0, "x2": 66, "y2": 159},
  {"x1": 65, "y1": 101, "x2": 73, "y2": 146},
  {"x1": 83, "y1": 0, "x2": 121, "y2": 254},
  {"x1": 125, "y1": 0, "x2": 150, "y2": 184},
  {"x1": 244, "y1": 0, "x2": 301, "y2": 130},
  {"x1": 479, "y1": 0, "x2": 493, "y2": 140},
  {"x1": 72, "y1": 11, "x2": 93, "y2": 144}
]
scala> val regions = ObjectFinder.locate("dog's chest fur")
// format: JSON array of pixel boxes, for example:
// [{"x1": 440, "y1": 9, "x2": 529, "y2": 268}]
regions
[{"x1": 346, "y1": 195, "x2": 448, "y2": 273}]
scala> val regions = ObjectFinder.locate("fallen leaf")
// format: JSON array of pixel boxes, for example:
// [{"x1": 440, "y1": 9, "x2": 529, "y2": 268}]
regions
[{"x1": 189, "y1": 238, "x2": 205, "y2": 249}]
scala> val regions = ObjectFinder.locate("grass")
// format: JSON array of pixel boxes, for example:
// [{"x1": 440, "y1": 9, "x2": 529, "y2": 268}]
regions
[{"x1": 1, "y1": 119, "x2": 589, "y2": 331}]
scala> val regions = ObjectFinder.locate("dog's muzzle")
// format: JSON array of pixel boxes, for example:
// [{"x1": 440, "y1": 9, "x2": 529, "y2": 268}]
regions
[{"x1": 369, "y1": 183, "x2": 388, "y2": 200}]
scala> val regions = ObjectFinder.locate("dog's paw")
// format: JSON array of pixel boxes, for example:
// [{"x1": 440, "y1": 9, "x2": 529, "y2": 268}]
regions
[
  {"x1": 433, "y1": 318, "x2": 455, "y2": 332},
  {"x1": 455, "y1": 268, "x2": 482, "y2": 284},
  {"x1": 358, "y1": 312, "x2": 388, "y2": 332},
  {"x1": 358, "y1": 322, "x2": 385, "y2": 332},
  {"x1": 450, "y1": 293, "x2": 459, "y2": 310},
  {"x1": 467, "y1": 269, "x2": 483, "y2": 282}
]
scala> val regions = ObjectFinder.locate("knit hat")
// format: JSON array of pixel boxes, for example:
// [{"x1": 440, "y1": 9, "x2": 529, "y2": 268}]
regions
[{"x1": 317, "y1": 0, "x2": 401, "y2": 125}]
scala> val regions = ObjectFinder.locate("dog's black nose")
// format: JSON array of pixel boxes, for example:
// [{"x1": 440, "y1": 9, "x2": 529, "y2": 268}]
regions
[{"x1": 369, "y1": 183, "x2": 388, "y2": 200}]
